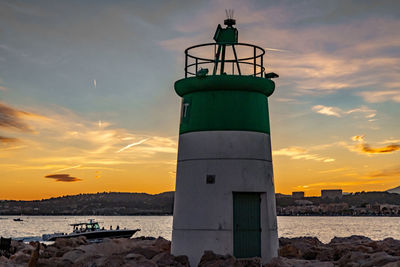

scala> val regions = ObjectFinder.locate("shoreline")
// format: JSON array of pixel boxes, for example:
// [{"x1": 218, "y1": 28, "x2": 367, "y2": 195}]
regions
[
  {"x1": 2, "y1": 214, "x2": 400, "y2": 217},
  {"x1": 1, "y1": 235, "x2": 400, "y2": 266}
]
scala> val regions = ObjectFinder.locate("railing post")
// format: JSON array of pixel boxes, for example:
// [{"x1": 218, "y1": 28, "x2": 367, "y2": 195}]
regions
[
  {"x1": 261, "y1": 54, "x2": 264, "y2": 77},
  {"x1": 185, "y1": 53, "x2": 188, "y2": 78},
  {"x1": 195, "y1": 58, "x2": 198, "y2": 75},
  {"x1": 253, "y1": 46, "x2": 256, "y2": 77}
]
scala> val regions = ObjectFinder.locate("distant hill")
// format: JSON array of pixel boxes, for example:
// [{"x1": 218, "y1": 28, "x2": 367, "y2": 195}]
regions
[
  {"x1": 1, "y1": 191, "x2": 400, "y2": 216},
  {"x1": 0, "y1": 192, "x2": 174, "y2": 216},
  {"x1": 387, "y1": 186, "x2": 400, "y2": 194}
]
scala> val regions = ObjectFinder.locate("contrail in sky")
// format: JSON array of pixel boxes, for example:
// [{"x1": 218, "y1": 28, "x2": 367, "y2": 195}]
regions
[
  {"x1": 54, "y1": 165, "x2": 82, "y2": 172},
  {"x1": 116, "y1": 138, "x2": 148, "y2": 153},
  {"x1": 265, "y1": 47, "x2": 290, "y2": 52}
]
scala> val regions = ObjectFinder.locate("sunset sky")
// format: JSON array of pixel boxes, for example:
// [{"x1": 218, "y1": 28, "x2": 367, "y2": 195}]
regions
[{"x1": 1, "y1": 0, "x2": 399, "y2": 200}]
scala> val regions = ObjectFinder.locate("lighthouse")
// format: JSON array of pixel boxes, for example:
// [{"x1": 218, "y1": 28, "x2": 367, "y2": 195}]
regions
[{"x1": 172, "y1": 14, "x2": 279, "y2": 266}]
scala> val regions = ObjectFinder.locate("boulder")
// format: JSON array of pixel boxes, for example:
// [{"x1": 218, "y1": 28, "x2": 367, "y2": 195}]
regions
[
  {"x1": 198, "y1": 250, "x2": 262, "y2": 267},
  {"x1": 174, "y1": 255, "x2": 190, "y2": 266},
  {"x1": 53, "y1": 236, "x2": 87, "y2": 249},
  {"x1": 198, "y1": 250, "x2": 236, "y2": 267},
  {"x1": 153, "y1": 237, "x2": 171, "y2": 252},
  {"x1": 336, "y1": 251, "x2": 400, "y2": 267},
  {"x1": 265, "y1": 257, "x2": 334, "y2": 267},
  {"x1": 377, "y1": 238, "x2": 400, "y2": 256},
  {"x1": 329, "y1": 235, "x2": 372, "y2": 244},
  {"x1": 382, "y1": 262, "x2": 400, "y2": 267},
  {"x1": 130, "y1": 246, "x2": 159, "y2": 259},
  {"x1": 279, "y1": 244, "x2": 301, "y2": 258},
  {"x1": 151, "y1": 251, "x2": 176, "y2": 266},
  {"x1": 9, "y1": 251, "x2": 30, "y2": 264},
  {"x1": 125, "y1": 253, "x2": 145, "y2": 261},
  {"x1": 365, "y1": 252, "x2": 400, "y2": 267},
  {"x1": 40, "y1": 246, "x2": 58, "y2": 259},
  {"x1": 61, "y1": 248, "x2": 85, "y2": 262}
]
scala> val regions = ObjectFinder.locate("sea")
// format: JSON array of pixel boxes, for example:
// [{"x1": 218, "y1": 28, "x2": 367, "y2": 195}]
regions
[{"x1": 1, "y1": 216, "x2": 399, "y2": 243}]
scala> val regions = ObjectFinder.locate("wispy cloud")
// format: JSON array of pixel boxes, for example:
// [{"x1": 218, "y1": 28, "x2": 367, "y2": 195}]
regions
[
  {"x1": 318, "y1": 168, "x2": 351, "y2": 174},
  {"x1": 116, "y1": 138, "x2": 148, "y2": 153},
  {"x1": 312, "y1": 105, "x2": 342, "y2": 117},
  {"x1": 312, "y1": 105, "x2": 376, "y2": 119},
  {"x1": 265, "y1": 47, "x2": 290, "y2": 53},
  {"x1": 54, "y1": 164, "x2": 82, "y2": 173},
  {"x1": 45, "y1": 174, "x2": 82, "y2": 182},
  {"x1": 367, "y1": 166, "x2": 400, "y2": 178},
  {"x1": 358, "y1": 90, "x2": 400, "y2": 103},
  {"x1": 0, "y1": 102, "x2": 36, "y2": 132},
  {"x1": 273, "y1": 146, "x2": 335, "y2": 163}
]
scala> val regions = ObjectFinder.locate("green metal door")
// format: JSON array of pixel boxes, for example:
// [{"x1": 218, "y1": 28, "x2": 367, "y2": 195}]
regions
[{"x1": 233, "y1": 192, "x2": 261, "y2": 258}]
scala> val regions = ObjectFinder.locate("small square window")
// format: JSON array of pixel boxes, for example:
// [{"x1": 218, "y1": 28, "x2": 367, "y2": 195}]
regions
[{"x1": 206, "y1": 174, "x2": 215, "y2": 184}]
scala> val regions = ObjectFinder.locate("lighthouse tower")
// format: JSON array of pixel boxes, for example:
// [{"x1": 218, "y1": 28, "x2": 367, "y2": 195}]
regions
[{"x1": 172, "y1": 15, "x2": 279, "y2": 266}]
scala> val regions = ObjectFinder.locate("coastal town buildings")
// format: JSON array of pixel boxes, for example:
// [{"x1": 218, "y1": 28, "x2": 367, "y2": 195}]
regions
[
  {"x1": 292, "y1": 192, "x2": 305, "y2": 199},
  {"x1": 321, "y1": 189, "x2": 343, "y2": 200}
]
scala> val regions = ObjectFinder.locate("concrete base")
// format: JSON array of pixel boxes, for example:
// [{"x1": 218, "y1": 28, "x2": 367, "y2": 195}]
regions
[{"x1": 172, "y1": 131, "x2": 278, "y2": 266}]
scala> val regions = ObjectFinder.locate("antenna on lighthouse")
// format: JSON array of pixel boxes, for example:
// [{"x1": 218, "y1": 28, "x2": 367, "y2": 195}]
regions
[{"x1": 224, "y1": 9, "x2": 236, "y2": 27}]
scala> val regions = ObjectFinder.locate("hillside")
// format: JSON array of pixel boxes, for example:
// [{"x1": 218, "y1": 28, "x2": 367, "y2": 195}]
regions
[
  {"x1": 0, "y1": 192, "x2": 174, "y2": 215},
  {"x1": 1, "y1": 191, "x2": 399, "y2": 216},
  {"x1": 387, "y1": 186, "x2": 400, "y2": 194}
]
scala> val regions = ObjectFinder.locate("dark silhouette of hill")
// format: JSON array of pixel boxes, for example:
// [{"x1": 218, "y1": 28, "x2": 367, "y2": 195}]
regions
[
  {"x1": 276, "y1": 191, "x2": 400, "y2": 207},
  {"x1": 387, "y1": 186, "x2": 400, "y2": 194},
  {"x1": 1, "y1": 191, "x2": 399, "y2": 216},
  {"x1": 0, "y1": 192, "x2": 174, "y2": 215}
]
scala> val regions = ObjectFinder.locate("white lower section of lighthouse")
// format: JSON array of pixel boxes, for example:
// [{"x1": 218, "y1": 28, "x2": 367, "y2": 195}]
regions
[{"x1": 171, "y1": 131, "x2": 278, "y2": 266}]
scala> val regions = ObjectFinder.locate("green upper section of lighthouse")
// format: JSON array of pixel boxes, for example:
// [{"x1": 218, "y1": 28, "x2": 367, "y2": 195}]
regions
[{"x1": 174, "y1": 15, "x2": 278, "y2": 135}]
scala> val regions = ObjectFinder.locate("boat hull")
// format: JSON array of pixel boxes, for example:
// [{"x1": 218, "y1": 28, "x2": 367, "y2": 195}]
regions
[{"x1": 45, "y1": 229, "x2": 140, "y2": 241}]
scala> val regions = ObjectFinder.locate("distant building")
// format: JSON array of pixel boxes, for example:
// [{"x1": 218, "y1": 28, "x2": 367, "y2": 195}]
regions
[
  {"x1": 321, "y1": 189, "x2": 342, "y2": 199},
  {"x1": 292, "y1": 191, "x2": 305, "y2": 199}
]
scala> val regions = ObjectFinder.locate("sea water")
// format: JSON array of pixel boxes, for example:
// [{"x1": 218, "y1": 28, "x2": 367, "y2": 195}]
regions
[{"x1": 0, "y1": 216, "x2": 399, "y2": 243}]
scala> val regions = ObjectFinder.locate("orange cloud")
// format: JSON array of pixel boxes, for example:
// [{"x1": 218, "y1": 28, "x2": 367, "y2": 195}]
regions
[
  {"x1": 45, "y1": 174, "x2": 82, "y2": 182},
  {"x1": 367, "y1": 167, "x2": 400, "y2": 178},
  {"x1": 0, "y1": 136, "x2": 18, "y2": 143},
  {"x1": 360, "y1": 143, "x2": 400, "y2": 154},
  {"x1": 352, "y1": 135, "x2": 365, "y2": 142},
  {"x1": 350, "y1": 135, "x2": 400, "y2": 154}
]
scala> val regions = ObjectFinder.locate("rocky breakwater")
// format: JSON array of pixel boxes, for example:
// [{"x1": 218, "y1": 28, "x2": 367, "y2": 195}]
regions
[
  {"x1": 0, "y1": 235, "x2": 400, "y2": 266},
  {"x1": 0, "y1": 236, "x2": 189, "y2": 267},
  {"x1": 272, "y1": 235, "x2": 400, "y2": 266}
]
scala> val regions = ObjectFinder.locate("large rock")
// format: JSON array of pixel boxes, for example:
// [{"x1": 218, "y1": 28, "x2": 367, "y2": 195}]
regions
[
  {"x1": 377, "y1": 238, "x2": 400, "y2": 256},
  {"x1": 9, "y1": 251, "x2": 31, "y2": 264},
  {"x1": 61, "y1": 248, "x2": 85, "y2": 262},
  {"x1": 279, "y1": 237, "x2": 327, "y2": 260},
  {"x1": 266, "y1": 257, "x2": 334, "y2": 267},
  {"x1": 279, "y1": 244, "x2": 301, "y2": 258},
  {"x1": 198, "y1": 250, "x2": 262, "y2": 267},
  {"x1": 53, "y1": 236, "x2": 87, "y2": 249},
  {"x1": 330, "y1": 235, "x2": 372, "y2": 244},
  {"x1": 151, "y1": 251, "x2": 177, "y2": 266}
]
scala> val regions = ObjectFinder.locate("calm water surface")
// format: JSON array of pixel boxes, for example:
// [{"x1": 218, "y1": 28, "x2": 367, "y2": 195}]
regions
[{"x1": 0, "y1": 216, "x2": 399, "y2": 243}]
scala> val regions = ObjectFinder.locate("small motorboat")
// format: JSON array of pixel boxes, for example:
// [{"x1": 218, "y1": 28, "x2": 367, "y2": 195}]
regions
[
  {"x1": 13, "y1": 218, "x2": 23, "y2": 222},
  {"x1": 42, "y1": 219, "x2": 140, "y2": 241}
]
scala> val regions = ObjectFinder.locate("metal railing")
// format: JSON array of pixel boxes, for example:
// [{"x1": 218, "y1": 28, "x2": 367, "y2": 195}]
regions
[{"x1": 184, "y1": 43, "x2": 266, "y2": 78}]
